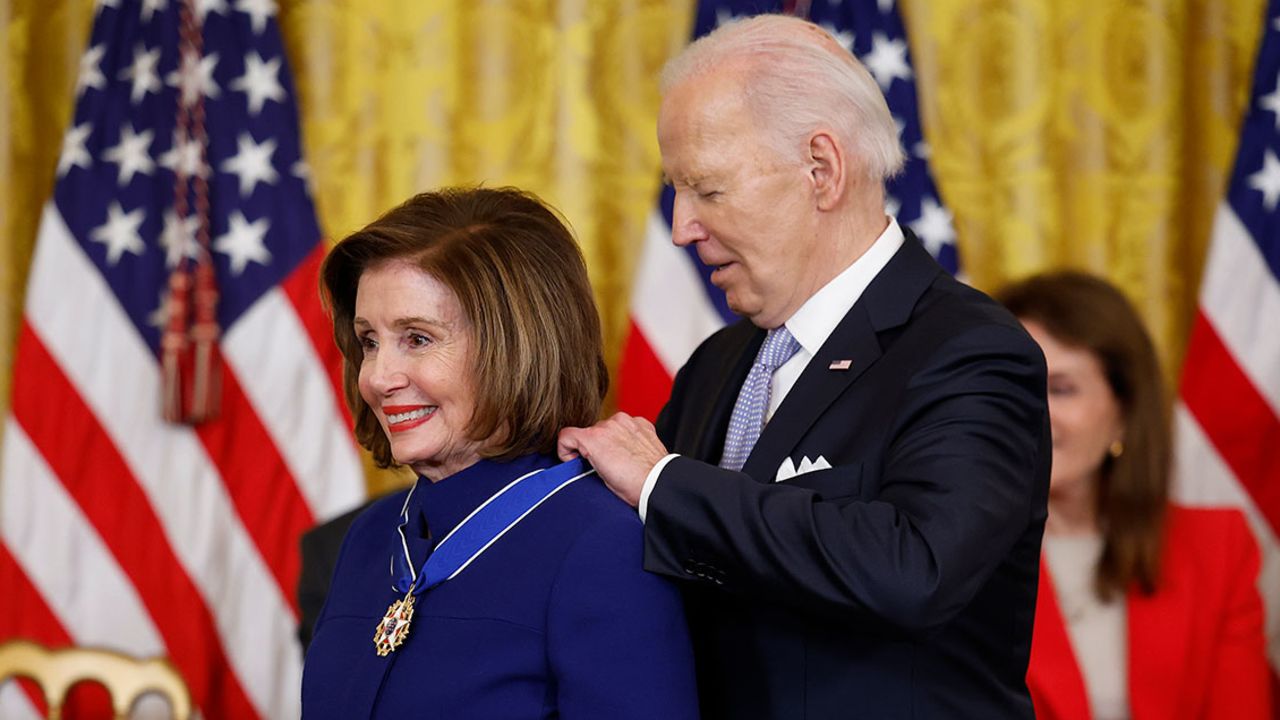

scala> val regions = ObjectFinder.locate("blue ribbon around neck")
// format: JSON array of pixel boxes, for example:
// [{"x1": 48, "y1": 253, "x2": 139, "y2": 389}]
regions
[{"x1": 391, "y1": 458, "x2": 592, "y2": 595}]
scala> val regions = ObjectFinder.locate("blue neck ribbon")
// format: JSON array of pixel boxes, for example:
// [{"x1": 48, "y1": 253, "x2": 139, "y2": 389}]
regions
[{"x1": 391, "y1": 458, "x2": 592, "y2": 595}]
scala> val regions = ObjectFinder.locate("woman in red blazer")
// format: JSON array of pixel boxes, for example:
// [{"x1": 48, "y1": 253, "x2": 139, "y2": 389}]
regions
[{"x1": 1000, "y1": 272, "x2": 1271, "y2": 720}]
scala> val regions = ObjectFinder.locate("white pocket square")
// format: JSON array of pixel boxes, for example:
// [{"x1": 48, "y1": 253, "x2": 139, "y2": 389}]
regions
[{"x1": 774, "y1": 455, "x2": 832, "y2": 482}]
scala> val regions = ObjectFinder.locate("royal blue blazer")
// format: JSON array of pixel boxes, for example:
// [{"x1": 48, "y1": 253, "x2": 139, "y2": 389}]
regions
[{"x1": 301, "y1": 454, "x2": 699, "y2": 719}]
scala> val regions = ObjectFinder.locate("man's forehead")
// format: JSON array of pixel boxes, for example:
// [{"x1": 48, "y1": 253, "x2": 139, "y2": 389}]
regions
[{"x1": 660, "y1": 66, "x2": 749, "y2": 127}]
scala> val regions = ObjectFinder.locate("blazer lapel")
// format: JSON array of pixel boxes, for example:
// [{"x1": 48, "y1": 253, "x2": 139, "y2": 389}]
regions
[
  {"x1": 693, "y1": 324, "x2": 763, "y2": 465},
  {"x1": 1027, "y1": 563, "x2": 1092, "y2": 720},
  {"x1": 741, "y1": 230, "x2": 942, "y2": 482},
  {"x1": 1128, "y1": 574, "x2": 1191, "y2": 719}
]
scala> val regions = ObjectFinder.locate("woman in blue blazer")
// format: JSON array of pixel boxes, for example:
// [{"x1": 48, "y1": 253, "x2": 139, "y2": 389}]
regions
[{"x1": 301, "y1": 187, "x2": 699, "y2": 719}]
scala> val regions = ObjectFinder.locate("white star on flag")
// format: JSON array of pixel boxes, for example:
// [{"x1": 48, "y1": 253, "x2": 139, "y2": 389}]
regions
[
  {"x1": 877, "y1": 0, "x2": 896, "y2": 13},
  {"x1": 231, "y1": 52, "x2": 286, "y2": 115},
  {"x1": 214, "y1": 210, "x2": 273, "y2": 274},
  {"x1": 167, "y1": 52, "x2": 221, "y2": 106},
  {"x1": 908, "y1": 196, "x2": 957, "y2": 257},
  {"x1": 821, "y1": 23, "x2": 856, "y2": 54},
  {"x1": 160, "y1": 208, "x2": 202, "y2": 268},
  {"x1": 140, "y1": 0, "x2": 166, "y2": 22},
  {"x1": 57, "y1": 122, "x2": 94, "y2": 176},
  {"x1": 235, "y1": 0, "x2": 277, "y2": 34},
  {"x1": 120, "y1": 44, "x2": 162, "y2": 103},
  {"x1": 195, "y1": 0, "x2": 229, "y2": 22},
  {"x1": 76, "y1": 45, "x2": 107, "y2": 96},
  {"x1": 221, "y1": 132, "x2": 279, "y2": 196},
  {"x1": 862, "y1": 32, "x2": 912, "y2": 89},
  {"x1": 91, "y1": 201, "x2": 147, "y2": 265},
  {"x1": 159, "y1": 132, "x2": 209, "y2": 178},
  {"x1": 1248, "y1": 148, "x2": 1280, "y2": 210},
  {"x1": 1259, "y1": 78, "x2": 1280, "y2": 131},
  {"x1": 884, "y1": 194, "x2": 901, "y2": 219},
  {"x1": 94, "y1": 0, "x2": 120, "y2": 12},
  {"x1": 103, "y1": 124, "x2": 156, "y2": 185}
]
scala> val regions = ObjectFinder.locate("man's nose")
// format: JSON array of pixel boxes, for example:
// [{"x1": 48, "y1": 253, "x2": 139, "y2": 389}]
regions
[{"x1": 670, "y1": 195, "x2": 707, "y2": 247}]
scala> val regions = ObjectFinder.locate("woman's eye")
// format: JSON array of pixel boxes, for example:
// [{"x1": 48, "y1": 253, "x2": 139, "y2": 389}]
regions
[
  {"x1": 358, "y1": 336, "x2": 377, "y2": 353},
  {"x1": 1048, "y1": 382, "x2": 1076, "y2": 397},
  {"x1": 406, "y1": 332, "x2": 431, "y2": 348}
]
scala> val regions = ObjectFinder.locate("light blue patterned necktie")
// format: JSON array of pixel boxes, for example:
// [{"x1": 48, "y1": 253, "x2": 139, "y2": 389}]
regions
[{"x1": 720, "y1": 326, "x2": 802, "y2": 472}]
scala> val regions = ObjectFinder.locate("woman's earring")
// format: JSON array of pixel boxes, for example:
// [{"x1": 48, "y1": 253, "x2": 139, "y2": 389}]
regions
[{"x1": 1108, "y1": 440, "x2": 1124, "y2": 458}]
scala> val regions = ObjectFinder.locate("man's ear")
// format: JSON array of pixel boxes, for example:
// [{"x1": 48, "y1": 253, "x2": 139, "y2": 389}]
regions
[{"x1": 808, "y1": 131, "x2": 846, "y2": 211}]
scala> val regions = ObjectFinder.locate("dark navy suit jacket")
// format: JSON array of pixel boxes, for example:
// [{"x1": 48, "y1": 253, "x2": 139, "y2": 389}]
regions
[
  {"x1": 302, "y1": 454, "x2": 699, "y2": 719},
  {"x1": 645, "y1": 232, "x2": 1051, "y2": 719}
]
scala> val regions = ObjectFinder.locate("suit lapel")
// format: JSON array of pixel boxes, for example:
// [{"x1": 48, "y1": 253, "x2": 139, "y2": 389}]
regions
[
  {"x1": 692, "y1": 324, "x2": 763, "y2": 465},
  {"x1": 743, "y1": 303, "x2": 879, "y2": 481},
  {"x1": 741, "y1": 230, "x2": 942, "y2": 482}
]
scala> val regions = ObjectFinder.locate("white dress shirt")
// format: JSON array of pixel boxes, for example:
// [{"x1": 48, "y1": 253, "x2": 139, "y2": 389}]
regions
[{"x1": 638, "y1": 218, "x2": 906, "y2": 519}]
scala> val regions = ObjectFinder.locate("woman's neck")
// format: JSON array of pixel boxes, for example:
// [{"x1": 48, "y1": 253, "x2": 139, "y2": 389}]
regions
[{"x1": 1046, "y1": 475, "x2": 1101, "y2": 537}]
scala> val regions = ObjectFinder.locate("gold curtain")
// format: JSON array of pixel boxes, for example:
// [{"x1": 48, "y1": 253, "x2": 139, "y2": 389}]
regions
[
  {"x1": 901, "y1": 0, "x2": 1266, "y2": 383},
  {"x1": 0, "y1": 0, "x2": 1267, "y2": 492}
]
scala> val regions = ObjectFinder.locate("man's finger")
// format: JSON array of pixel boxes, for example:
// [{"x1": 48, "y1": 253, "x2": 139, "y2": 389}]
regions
[{"x1": 557, "y1": 427, "x2": 585, "y2": 461}]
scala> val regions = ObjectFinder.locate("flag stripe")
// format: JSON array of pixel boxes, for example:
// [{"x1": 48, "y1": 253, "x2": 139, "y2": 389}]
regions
[
  {"x1": 11, "y1": 323, "x2": 256, "y2": 719},
  {"x1": 1181, "y1": 311, "x2": 1280, "y2": 539},
  {"x1": 1173, "y1": 406, "x2": 1280, "y2": 672},
  {"x1": 631, "y1": 210, "x2": 727, "y2": 375},
  {"x1": 616, "y1": 320, "x2": 674, "y2": 422},
  {"x1": 192, "y1": 353, "x2": 314, "y2": 607},
  {"x1": 1199, "y1": 206, "x2": 1280, "y2": 414},
  {"x1": 280, "y1": 243, "x2": 355, "y2": 434},
  {"x1": 0, "y1": 544, "x2": 66, "y2": 719},
  {"x1": 20, "y1": 204, "x2": 302, "y2": 718},
  {"x1": 224, "y1": 283, "x2": 362, "y2": 521},
  {"x1": 1, "y1": 419, "x2": 164, "y2": 653}
]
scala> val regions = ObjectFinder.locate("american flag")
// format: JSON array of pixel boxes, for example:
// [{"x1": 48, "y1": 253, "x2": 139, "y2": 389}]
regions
[
  {"x1": 0, "y1": 0, "x2": 364, "y2": 717},
  {"x1": 616, "y1": 0, "x2": 957, "y2": 421},
  {"x1": 1174, "y1": 0, "x2": 1280, "y2": 698}
]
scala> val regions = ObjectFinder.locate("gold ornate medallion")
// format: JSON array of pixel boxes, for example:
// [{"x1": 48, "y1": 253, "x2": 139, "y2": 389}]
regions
[{"x1": 373, "y1": 592, "x2": 415, "y2": 656}]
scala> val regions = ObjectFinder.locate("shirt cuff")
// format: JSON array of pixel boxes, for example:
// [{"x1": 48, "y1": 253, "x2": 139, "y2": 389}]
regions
[{"x1": 638, "y1": 453, "x2": 680, "y2": 522}]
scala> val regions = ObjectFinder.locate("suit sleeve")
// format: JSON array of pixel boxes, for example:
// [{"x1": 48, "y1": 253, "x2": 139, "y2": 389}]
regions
[
  {"x1": 1202, "y1": 512, "x2": 1272, "y2": 717},
  {"x1": 546, "y1": 513, "x2": 700, "y2": 720},
  {"x1": 646, "y1": 321, "x2": 1047, "y2": 632}
]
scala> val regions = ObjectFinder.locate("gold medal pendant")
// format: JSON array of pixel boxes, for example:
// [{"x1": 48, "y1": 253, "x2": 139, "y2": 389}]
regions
[{"x1": 373, "y1": 592, "x2": 415, "y2": 656}]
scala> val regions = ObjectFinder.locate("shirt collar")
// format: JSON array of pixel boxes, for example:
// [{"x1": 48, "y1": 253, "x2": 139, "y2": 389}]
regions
[{"x1": 785, "y1": 217, "x2": 904, "y2": 356}]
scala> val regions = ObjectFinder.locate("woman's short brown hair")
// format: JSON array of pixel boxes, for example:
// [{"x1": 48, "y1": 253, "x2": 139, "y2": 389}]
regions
[
  {"x1": 997, "y1": 271, "x2": 1169, "y2": 598},
  {"x1": 321, "y1": 187, "x2": 608, "y2": 469}
]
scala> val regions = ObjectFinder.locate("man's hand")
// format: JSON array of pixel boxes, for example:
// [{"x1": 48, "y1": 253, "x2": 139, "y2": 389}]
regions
[{"x1": 558, "y1": 412, "x2": 668, "y2": 507}]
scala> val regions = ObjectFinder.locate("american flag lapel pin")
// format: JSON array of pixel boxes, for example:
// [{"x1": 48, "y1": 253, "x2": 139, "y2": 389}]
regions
[{"x1": 828, "y1": 359, "x2": 852, "y2": 371}]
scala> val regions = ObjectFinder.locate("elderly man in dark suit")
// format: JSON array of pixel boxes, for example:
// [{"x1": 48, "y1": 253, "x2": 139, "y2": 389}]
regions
[{"x1": 558, "y1": 14, "x2": 1051, "y2": 720}]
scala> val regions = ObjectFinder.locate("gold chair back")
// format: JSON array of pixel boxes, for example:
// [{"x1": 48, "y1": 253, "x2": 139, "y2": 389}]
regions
[{"x1": 0, "y1": 639, "x2": 191, "y2": 719}]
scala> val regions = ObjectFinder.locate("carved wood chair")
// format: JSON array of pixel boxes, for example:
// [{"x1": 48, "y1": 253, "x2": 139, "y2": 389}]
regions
[{"x1": 0, "y1": 639, "x2": 191, "y2": 719}]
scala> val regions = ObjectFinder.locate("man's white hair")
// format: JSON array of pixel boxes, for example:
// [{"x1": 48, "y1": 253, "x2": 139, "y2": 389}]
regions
[{"x1": 661, "y1": 14, "x2": 905, "y2": 181}]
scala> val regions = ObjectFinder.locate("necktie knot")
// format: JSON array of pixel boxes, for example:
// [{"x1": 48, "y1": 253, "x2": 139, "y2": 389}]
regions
[{"x1": 757, "y1": 326, "x2": 801, "y2": 372}]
